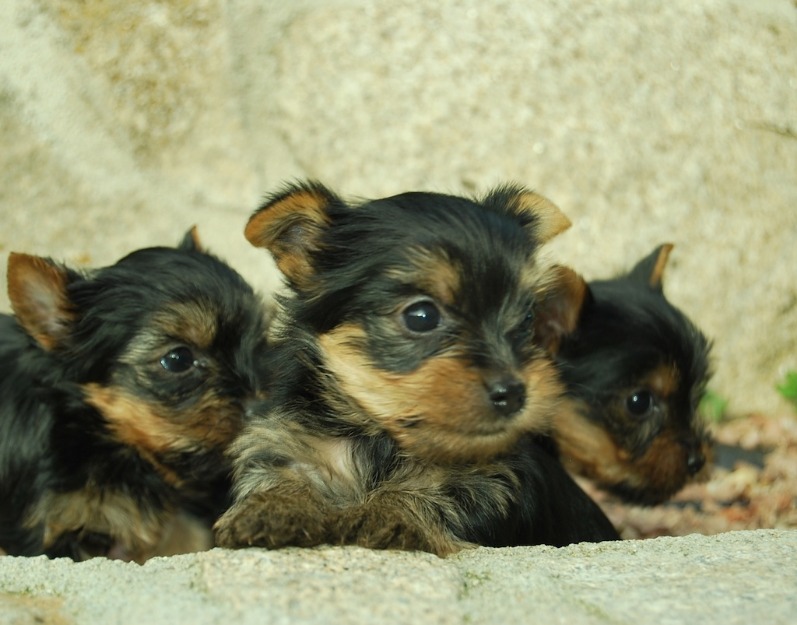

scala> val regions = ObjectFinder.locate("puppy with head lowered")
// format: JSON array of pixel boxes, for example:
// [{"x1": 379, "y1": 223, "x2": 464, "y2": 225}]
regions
[
  {"x1": 214, "y1": 181, "x2": 618, "y2": 555},
  {"x1": 543, "y1": 244, "x2": 712, "y2": 505},
  {"x1": 0, "y1": 230, "x2": 271, "y2": 562}
]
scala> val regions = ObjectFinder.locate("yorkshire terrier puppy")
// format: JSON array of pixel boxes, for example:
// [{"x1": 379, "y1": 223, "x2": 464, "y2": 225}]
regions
[
  {"x1": 544, "y1": 244, "x2": 712, "y2": 505},
  {"x1": 0, "y1": 229, "x2": 271, "y2": 561},
  {"x1": 214, "y1": 181, "x2": 618, "y2": 555}
]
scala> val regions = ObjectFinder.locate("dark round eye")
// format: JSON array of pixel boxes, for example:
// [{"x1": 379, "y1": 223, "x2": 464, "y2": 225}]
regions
[
  {"x1": 626, "y1": 390, "x2": 654, "y2": 416},
  {"x1": 402, "y1": 300, "x2": 441, "y2": 333},
  {"x1": 518, "y1": 310, "x2": 534, "y2": 333},
  {"x1": 160, "y1": 346, "x2": 196, "y2": 373}
]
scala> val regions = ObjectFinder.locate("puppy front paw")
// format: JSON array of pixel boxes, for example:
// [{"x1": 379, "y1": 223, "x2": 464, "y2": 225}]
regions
[
  {"x1": 214, "y1": 490, "x2": 329, "y2": 549},
  {"x1": 330, "y1": 502, "x2": 468, "y2": 556}
]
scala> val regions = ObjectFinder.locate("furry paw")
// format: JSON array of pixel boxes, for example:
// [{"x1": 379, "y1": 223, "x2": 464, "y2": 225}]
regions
[
  {"x1": 330, "y1": 502, "x2": 467, "y2": 556},
  {"x1": 214, "y1": 490, "x2": 328, "y2": 549}
]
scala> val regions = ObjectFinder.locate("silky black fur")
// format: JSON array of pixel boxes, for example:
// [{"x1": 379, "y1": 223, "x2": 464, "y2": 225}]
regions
[
  {"x1": 294, "y1": 189, "x2": 540, "y2": 338},
  {"x1": 466, "y1": 436, "x2": 619, "y2": 547},
  {"x1": 217, "y1": 182, "x2": 618, "y2": 552},
  {"x1": 553, "y1": 245, "x2": 712, "y2": 503},
  {"x1": 0, "y1": 237, "x2": 270, "y2": 559},
  {"x1": 558, "y1": 281, "x2": 710, "y2": 441}
]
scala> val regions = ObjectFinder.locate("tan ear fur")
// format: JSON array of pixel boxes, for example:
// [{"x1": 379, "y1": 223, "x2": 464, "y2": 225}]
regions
[
  {"x1": 244, "y1": 183, "x2": 338, "y2": 287},
  {"x1": 534, "y1": 265, "x2": 588, "y2": 355},
  {"x1": 513, "y1": 191, "x2": 572, "y2": 244},
  {"x1": 648, "y1": 243, "x2": 674, "y2": 289},
  {"x1": 178, "y1": 225, "x2": 204, "y2": 253},
  {"x1": 7, "y1": 253, "x2": 74, "y2": 351},
  {"x1": 628, "y1": 242, "x2": 675, "y2": 292}
]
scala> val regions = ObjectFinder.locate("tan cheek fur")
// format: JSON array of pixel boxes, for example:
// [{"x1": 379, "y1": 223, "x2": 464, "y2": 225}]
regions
[
  {"x1": 631, "y1": 432, "x2": 694, "y2": 496},
  {"x1": 318, "y1": 324, "x2": 562, "y2": 463},
  {"x1": 84, "y1": 384, "x2": 240, "y2": 451},
  {"x1": 83, "y1": 383, "x2": 242, "y2": 487},
  {"x1": 552, "y1": 398, "x2": 633, "y2": 486},
  {"x1": 553, "y1": 397, "x2": 696, "y2": 496}
]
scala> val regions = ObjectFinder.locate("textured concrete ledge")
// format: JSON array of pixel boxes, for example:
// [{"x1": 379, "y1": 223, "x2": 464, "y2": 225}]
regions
[{"x1": 1, "y1": 530, "x2": 795, "y2": 625}]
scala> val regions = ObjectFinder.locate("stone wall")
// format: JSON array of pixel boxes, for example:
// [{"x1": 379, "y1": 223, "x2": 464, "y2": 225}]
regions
[{"x1": 1, "y1": 0, "x2": 795, "y2": 415}]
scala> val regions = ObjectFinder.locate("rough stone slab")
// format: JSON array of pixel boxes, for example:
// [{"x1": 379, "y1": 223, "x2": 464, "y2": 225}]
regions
[{"x1": 1, "y1": 531, "x2": 795, "y2": 625}]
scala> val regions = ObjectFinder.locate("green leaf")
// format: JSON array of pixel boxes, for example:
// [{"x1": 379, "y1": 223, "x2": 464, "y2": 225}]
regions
[
  {"x1": 776, "y1": 371, "x2": 797, "y2": 407},
  {"x1": 699, "y1": 390, "x2": 729, "y2": 423}
]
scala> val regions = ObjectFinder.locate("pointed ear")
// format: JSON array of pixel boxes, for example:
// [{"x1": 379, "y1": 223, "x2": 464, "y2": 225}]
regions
[
  {"x1": 178, "y1": 225, "x2": 204, "y2": 253},
  {"x1": 514, "y1": 191, "x2": 572, "y2": 243},
  {"x1": 244, "y1": 181, "x2": 342, "y2": 287},
  {"x1": 483, "y1": 185, "x2": 571, "y2": 244},
  {"x1": 534, "y1": 265, "x2": 589, "y2": 355},
  {"x1": 7, "y1": 253, "x2": 76, "y2": 350},
  {"x1": 628, "y1": 243, "x2": 674, "y2": 291}
]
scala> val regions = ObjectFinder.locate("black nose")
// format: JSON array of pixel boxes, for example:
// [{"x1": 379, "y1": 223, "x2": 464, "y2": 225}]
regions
[
  {"x1": 686, "y1": 445, "x2": 706, "y2": 475},
  {"x1": 487, "y1": 378, "x2": 526, "y2": 418}
]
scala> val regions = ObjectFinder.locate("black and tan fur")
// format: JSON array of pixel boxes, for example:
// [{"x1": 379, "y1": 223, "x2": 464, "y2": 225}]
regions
[
  {"x1": 546, "y1": 244, "x2": 712, "y2": 504},
  {"x1": 0, "y1": 230, "x2": 271, "y2": 561},
  {"x1": 214, "y1": 181, "x2": 618, "y2": 555}
]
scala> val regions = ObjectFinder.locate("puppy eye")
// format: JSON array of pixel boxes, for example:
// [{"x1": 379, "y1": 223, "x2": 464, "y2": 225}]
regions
[
  {"x1": 518, "y1": 310, "x2": 534, "y2": 333},
  {"x1": 402, "y1": 300, "x2": 441, "y2": 333},
  {"x1": 625, "y1": 390, "x2": 655, "y2": 417},
  {"x1": 160, "y1": 346, "x2": 196, "y2": 373}
]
